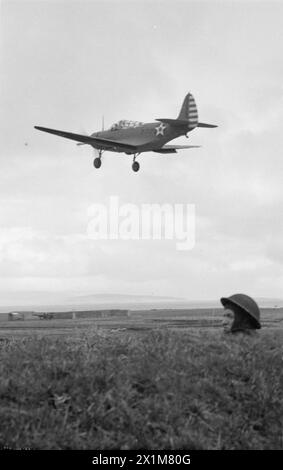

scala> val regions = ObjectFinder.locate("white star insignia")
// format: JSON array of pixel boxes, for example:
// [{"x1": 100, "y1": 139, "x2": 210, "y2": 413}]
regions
[{"x1": 155, "y1": 123, "x2": 166, "y2": 136}]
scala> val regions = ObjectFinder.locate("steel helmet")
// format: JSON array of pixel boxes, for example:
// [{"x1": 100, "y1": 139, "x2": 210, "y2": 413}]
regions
[{"x1": 220, "y1": 293, "x2": 261, "y2": 329}]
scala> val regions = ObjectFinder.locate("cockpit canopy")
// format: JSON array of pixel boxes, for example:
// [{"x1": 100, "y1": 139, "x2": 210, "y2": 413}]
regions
[{"x1": 110, "y1": 120, "x2": 144, "y2": 131}]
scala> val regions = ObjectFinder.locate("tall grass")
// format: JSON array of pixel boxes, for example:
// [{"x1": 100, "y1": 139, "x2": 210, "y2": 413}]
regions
[{"x1": 0, "y1": 329, "x2": 282, "y2": 449}]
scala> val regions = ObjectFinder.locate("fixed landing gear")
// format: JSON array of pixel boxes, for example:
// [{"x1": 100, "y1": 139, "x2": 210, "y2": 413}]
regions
[
  {"x1": 93, "y1": 151, "x2": 141, "y2": 172},
  {"x1": 93, "y1": 157, "x2": 101, "y2": 168},
  {"x1": 93, "y1": 150, "x2": 103, "y2": 169},
  {"x1": 132, "y1": 161, "x2": 140, "y2": 172},
  {"x1": 132, "y1": 154, "x2": 140, "y2": 172}
]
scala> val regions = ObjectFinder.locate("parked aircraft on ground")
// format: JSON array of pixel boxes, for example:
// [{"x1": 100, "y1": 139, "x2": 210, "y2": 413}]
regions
[{"x1": 32, "y1": 312, "x2": 54, "y2": 320}]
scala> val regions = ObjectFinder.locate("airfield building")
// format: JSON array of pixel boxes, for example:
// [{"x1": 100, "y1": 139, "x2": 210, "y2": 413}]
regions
[
  {"x1": 8, "y1": 312, "x2": 25, "y2": 321},
  {"x1": 49, "y1": 309, "x2": 130, "y2": 320}
]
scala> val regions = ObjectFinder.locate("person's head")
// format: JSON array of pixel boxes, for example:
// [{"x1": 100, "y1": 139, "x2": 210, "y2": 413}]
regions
[
  {"x1": 222, "y1": 307, "x2": 235, "y2": 333},
  {"x1": 220, "y1": 294, "x2": 261, "y2": 333}
]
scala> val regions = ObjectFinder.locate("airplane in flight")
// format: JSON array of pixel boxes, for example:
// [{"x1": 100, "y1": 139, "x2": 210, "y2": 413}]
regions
[{"x1": 34, "y1": 92, "x2": 217, "y2": 172}]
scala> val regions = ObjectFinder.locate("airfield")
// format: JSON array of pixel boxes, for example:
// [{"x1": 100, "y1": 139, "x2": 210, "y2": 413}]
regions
[
  {"x1": 0, "y1": 306, "x2": 282, "y2": 338},
  {"x1": 0, "y1": 307, "x2": 282, "y2": 450}
]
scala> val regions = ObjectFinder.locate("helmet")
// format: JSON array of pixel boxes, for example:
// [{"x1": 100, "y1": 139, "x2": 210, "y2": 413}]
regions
[{"x1": 220, "y1": 293, "x2": 261, "y2": 329}]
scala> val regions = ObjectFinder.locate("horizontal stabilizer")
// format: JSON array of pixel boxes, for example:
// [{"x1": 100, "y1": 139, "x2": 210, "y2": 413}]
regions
[
  {"x1": 163, "y1": 144, "x2": 201, "y2": 150},
  {"x1": 154, "y1": 144, "x2": 200, "y2": 154},
  {"x1": 197, "y1": 122, "x2": 218, "y2": 128},
  {"x1": 153, "y1": 148, "x2": 177, "y2": 154}
]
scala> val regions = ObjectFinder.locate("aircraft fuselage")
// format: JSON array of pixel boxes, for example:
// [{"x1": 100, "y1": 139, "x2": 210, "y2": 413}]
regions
[{"x1": 90, "y1": 122, "x2": 188, "y2": 154}]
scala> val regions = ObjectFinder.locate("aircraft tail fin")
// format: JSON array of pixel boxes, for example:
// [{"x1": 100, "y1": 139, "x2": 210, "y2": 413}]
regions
[
  {"x1": 177, "y1": 93, "x2": 198, "y2": 130},
  {"x1": 156, "y1": 93, "x2": 217, "y2": 129}
]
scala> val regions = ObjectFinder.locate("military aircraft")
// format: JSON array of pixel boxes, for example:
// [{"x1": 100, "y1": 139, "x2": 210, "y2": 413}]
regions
[
  {"x1": 32, "y1": 312, "x2": 54, "y2": 320},
  {"x1": 34, "y1": 93, "x2": 217, "y2": 172}
]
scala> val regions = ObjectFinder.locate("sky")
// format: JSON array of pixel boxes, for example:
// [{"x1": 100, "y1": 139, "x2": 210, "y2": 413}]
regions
[{"x1": 0, "y1": 0, "x2": 283, "y2": 306}]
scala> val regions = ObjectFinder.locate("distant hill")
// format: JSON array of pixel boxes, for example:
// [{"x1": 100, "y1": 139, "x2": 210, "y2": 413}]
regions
[{"x1": 0, "y1": 292, "x2": 282, "y2": 314}]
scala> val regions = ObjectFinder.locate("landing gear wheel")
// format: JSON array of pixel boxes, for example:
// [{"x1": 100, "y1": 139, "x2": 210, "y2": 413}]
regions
[
  {"x1": 93, "y1": 157, "x2": 101, "y2": 169},
  {"x1": 132, "y1": 161, "x2": 140, "y2": 172}
]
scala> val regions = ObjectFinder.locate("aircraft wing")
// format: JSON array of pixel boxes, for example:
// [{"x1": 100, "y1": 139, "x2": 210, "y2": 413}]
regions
[
  {"x1": 153, "y1": 144, "x2": 201, "y2": 154},
  {"x1": 34, "y1": 126, "x2": 137, "y2": 151}
]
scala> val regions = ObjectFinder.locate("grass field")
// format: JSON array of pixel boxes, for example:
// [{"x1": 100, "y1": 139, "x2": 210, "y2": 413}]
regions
[{"x1": 0, "y1": 308, "x2": 282, "y2": 449}]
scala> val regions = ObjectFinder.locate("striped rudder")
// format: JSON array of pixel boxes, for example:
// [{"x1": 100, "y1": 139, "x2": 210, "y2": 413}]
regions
[{"x1": 177, "y1": 93, "x2": 198, "y2": 130}]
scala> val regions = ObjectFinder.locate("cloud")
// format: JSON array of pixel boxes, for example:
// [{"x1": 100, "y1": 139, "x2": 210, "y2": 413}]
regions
[{"x1": 0, "y1": 1, "x2": 283, "y2": 302}]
